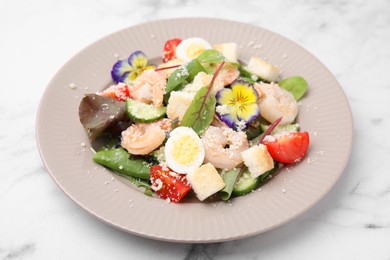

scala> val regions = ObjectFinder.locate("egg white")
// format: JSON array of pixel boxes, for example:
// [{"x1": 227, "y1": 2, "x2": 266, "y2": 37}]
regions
[
  {"x1": 175, "y1": 37, "x2": 212, "y2": 61},
  {"x1": 164, "y1": 127, "x2": 205, "y2": 174}
]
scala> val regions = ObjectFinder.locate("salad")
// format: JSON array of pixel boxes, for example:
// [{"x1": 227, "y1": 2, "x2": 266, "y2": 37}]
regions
[{"x1": 78, "y1": 37, "x2": 310, "y2": 203}]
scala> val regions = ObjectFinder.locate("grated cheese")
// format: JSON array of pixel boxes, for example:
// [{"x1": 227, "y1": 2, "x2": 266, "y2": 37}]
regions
[
  {"x1": 151, "y1": 178, "x2": 163, "y2": 191},
  {"x1": 68, "y1": 83, "x2": 77, "y2": 89},
  {"x1": 216, "y1": 105, "x2": 230, "y2": 115}
]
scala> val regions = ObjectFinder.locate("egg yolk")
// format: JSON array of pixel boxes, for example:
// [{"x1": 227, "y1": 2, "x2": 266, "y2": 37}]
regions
[
  {"x1": 172, "y1": 135, "x2": 199, "y2": 164},
  {"x1": 186, "y1": 43, "x2": 205, "y2": 60}
]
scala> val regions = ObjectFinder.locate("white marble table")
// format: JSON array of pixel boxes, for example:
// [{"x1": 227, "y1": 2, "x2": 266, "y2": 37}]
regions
[{"x1": 1, "y1": 0, "x2": 389, "y2": 259}]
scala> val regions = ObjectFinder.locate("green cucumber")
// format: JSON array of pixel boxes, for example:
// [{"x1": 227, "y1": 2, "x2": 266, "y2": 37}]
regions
[
  {"x1": 232, "y1": 166, "x2": 278, "y2": 196},
  {"x1": 232, "y1": 169, "x2": 259, "y2": 196},
  {"x1": 126, "y1": 98, "x2": 166, "y2": 123}
]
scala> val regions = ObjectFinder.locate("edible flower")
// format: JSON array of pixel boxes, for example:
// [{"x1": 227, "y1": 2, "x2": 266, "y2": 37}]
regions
[
  {"x1": 111, "y1": 50, "x2": 154, "y2": 84},
  {"x1": 215, "y1": 80, "x2": 260, "y2": 130}
]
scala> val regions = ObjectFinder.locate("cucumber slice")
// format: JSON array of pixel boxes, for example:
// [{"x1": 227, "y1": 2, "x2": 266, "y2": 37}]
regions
[
  {"x1": 232, "y1": 169, "x2": 259, "y2": 196},
  {"x1": 126, "y1": 98, "x2": 166, "y2": 123},
  {"x1": 233, "y1": 166, "x2": 278, "y2": 196}
]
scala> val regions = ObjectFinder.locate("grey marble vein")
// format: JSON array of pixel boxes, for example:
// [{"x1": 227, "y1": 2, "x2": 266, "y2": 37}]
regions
[{"x1": 2, "y1": 244, "x2": 35, "y2": 260}]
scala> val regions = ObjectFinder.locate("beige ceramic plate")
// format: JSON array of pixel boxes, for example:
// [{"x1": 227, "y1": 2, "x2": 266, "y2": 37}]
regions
[{"x1": 36, "y1": 18, "x2": 353, "y2": 243}]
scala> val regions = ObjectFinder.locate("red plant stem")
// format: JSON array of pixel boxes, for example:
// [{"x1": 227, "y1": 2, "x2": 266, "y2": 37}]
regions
[
  {"x1": 234, "y1": 164, "x2": 246, "y2": 184},
  {"x1": 258, "y1": 117, "x2": 283, "y2": 144},
  {"x1": 206, "y1": 61, "x2": 225, "y2": 96},
  {"x1": 154, "y1": 64, "x2": 182, "y2": 71},
  {"x1": 190, "y1": 61, "x2": 225, "y2": 128}
]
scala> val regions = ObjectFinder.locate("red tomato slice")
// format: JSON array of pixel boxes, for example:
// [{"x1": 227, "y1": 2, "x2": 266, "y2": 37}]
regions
[
  {"x1": 162, "y1": 38, "x2": 182, "y2": 63},
  {"x1": 100, "y1": 84, "x2": 130, "y2": 101},
  {"x1": 150, "y1": 165, "x2": 191, "y2": 203},
  {"x1": 263, "y1": 132, "x2": 310, "y2": 164}
]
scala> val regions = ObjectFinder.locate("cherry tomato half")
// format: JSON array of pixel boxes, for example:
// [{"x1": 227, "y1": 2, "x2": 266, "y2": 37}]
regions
[
  {"x1": 150, "y1": 165, "x2": 191, "y2": 203},
  {"x1": 263, "y1": 132, "x2": 310, "y2": 164},
  {"x1": 162, "y1": 38, "x2": 182, "y2": 63}
]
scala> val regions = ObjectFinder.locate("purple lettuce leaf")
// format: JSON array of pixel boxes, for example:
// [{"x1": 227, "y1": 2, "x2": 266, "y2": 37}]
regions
[{"x1": 78, "y1": 94, "x2": 128, "y2": 142}]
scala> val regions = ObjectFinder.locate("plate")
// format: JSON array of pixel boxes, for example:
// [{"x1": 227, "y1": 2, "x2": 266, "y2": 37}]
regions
[{"x1": 36, "y1": 18, "x2": 353, "y2": 243}]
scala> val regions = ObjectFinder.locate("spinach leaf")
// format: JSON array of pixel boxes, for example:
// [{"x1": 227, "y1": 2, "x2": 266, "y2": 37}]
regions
[
  {"x1": 278, "y1": 76, "x2": 308, "y2": 100},
  {"x1": 181, "y1": 86, "x2": 216, "y2": 135},
  {"x1": 165, "y1": 59, "x2": 206, "y2": 95},
  {"x1": 78, "y1": 94, "x2": 127, "y2": 142},
  {"x1": 237, "y1": 64, "x2": 257, "y2": 83},
  {"x1": 196, "y1": 49, "x2": 224, "y2": 63},
  {"x1": 220, "y1": 168, "x2": 241, "y2": 201},
  {"x1": 238, "y1": 64, "x2": 253, "y2": 78}
]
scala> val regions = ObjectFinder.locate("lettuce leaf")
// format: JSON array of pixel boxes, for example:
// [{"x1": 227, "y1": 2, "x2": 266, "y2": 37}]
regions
[{"x1": 78, "y1": 94, "x2": 127, "y2": 142}]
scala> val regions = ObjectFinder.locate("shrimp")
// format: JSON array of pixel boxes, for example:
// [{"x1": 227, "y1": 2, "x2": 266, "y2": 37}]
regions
[
  {"x1": 121, "y1": 123, "x2": 166, "y2": 155},
  {"x1": 155, "y1": 118, "x2": 173, "y2": 132},
  {"x1": 254, "y1": 82, "x2": 298, "y2": 126},
  {"x1": 216, "y1": 63, "x2": 240, "y2": 87},
  {"x1": 201, "y1": 126, "x2": 249, "y2": 170},
  {"x1": 211, "y1": 115, "x2": 228, "y2": 128},
  {"x1": 129, "y1": 69, "x2": 166, "y2": 107}
]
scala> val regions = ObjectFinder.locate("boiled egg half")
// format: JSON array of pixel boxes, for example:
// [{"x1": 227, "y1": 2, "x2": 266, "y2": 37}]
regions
[
  {"x1": 175, "y1": 37, "x2": 212, "y2": 61},
  {"x1": 165, "y1": 126, "x2": 205, "y2": 174}
]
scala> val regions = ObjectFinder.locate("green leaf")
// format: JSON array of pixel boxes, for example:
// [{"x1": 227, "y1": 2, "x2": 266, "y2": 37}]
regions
[
  {"x1": 165, "y1": 59, "x2": 206, "y2": 95},
  {"x1": 78, "y1": 94, "x2": 127, "y2": 142},
  {"x1": 163, "y1": 79, "x2": 189, "y2": 104},
  {"x1": 220, "y1": 168, "x2": 241, "y2": 201},
  {"x1": 237, "y1": 65, "x2": 257, "y2": 83},
  {"x1": 181, "y1": 86, "x2": 216, "y2": 135},
  {"x1": 238, "y1": 64, "x2": 253, "y2": 78},
  {"x1": 115, "y1": 172, "x2": 152, "y2": 196},
  {"x1": 245, "y1": 116, "x2": 264, "y2": 140},
  {"x1": 187, "y1": 59, "x2": 207, "y2": 81},
  {"x1": 116, "y1": 172, "x2": 151, "y2": 189},
  {"x1": 196, "y1": 49, "x2": 224, "y2": 63},
  {"x1": 279, "y1": 76, "x2": 308, "y2": 100}
]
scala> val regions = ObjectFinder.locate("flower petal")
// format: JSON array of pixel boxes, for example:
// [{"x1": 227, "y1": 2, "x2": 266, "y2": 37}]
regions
[
  {"x1": 216, "y1": 87, "x2": 235, "y2": 106},
  {"x1": 118, "y1": 71, "x2": 130, "y2": 83},
  {"x1": 231, "y1": 80, "x2": 259, "y2": 104},
  {"x1": 111, "y1": 60, "x2": 133, "y2": 83},
  {"x1": 236, "y1": 102, "x2": 260, "y2": 123},
  {"x1": 217, "y1": 110, "x2": 238, "y2": 128},
  {"x1": 128, "y1": 50, "x2": 148, "y2": 69},
  {"x1": 126, "y1": 70, "x2": 141, "y2": 83},
  {"x1": 144, "y1": 65, "x2": 156, "y2": 70}
]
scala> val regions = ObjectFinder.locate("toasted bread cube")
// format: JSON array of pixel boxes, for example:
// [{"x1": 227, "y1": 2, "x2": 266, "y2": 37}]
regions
[
  {"x1": 246, "y1": 56, "x2": 280, "y2": 82},
  {"x1": 166, "y1": 91, "x2": 194, "y2": 121},
  {"x1": 187, "y1": 163, "x2": 225, "y2": 201},
  {"x1": 242, "y1": 144, "x2": 274, "y2": 178},
  {"x1": 213, "y1": 43, "x2": 238, "y2": 62}
]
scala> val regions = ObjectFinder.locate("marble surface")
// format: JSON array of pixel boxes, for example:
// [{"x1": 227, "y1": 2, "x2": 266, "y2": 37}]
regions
[{"x1": 1, "y1": 0, "x2": 389, "y2": 259}]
